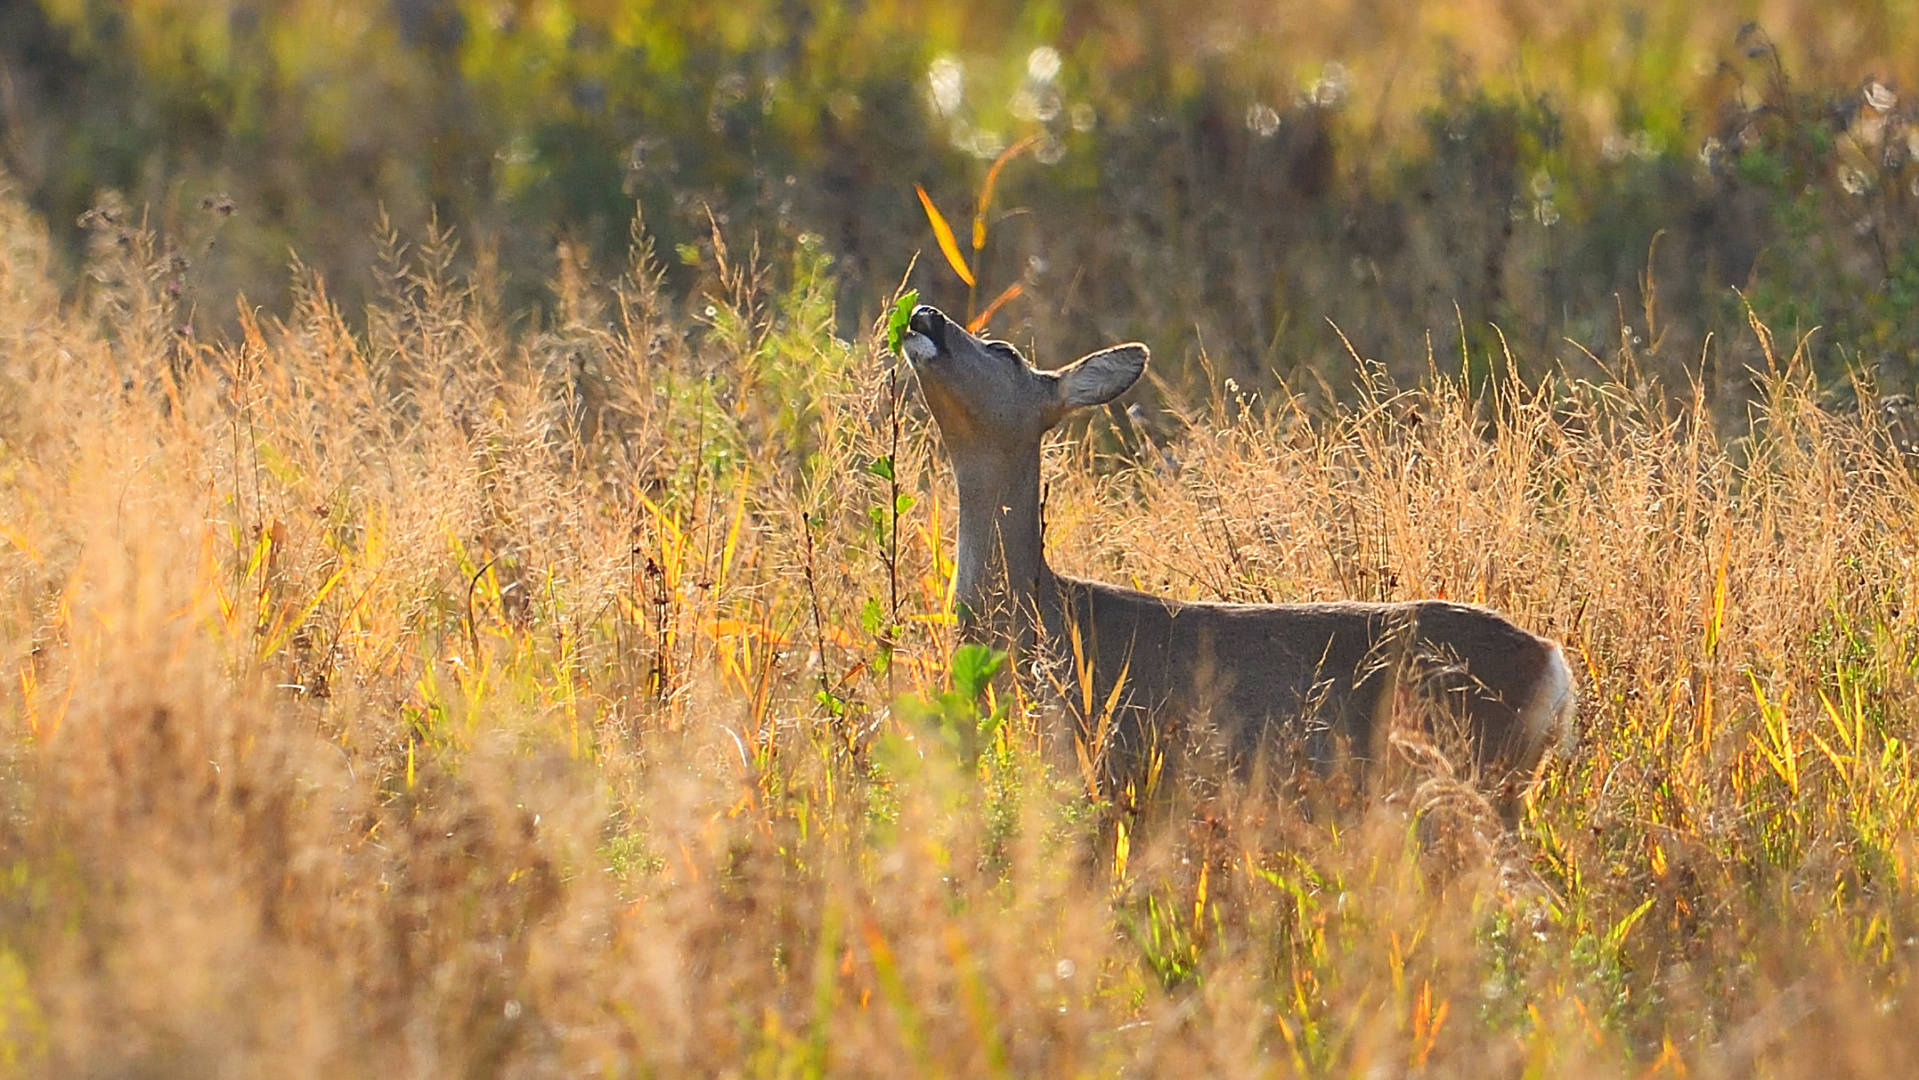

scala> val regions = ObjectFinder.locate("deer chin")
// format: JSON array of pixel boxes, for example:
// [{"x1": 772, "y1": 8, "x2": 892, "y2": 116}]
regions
[{"x1": 900, "y1": 330, "x2": 940, "y2": 365}]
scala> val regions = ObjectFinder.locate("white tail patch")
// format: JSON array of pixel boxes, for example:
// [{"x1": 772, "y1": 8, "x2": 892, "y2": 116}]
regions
[{"x1": 1521, "y1": 643, "x2": 1577, "y2": 758}]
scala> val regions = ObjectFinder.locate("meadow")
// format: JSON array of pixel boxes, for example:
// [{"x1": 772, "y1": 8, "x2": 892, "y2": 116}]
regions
[{"x1": 0, "y1": 156, "x2": 1918, "y2": 1077}]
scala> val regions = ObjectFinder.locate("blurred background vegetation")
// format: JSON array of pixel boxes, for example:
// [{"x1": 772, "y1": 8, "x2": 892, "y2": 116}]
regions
[{"x1": 5, "y1": 0, "x2": 1919, "y2": 406}]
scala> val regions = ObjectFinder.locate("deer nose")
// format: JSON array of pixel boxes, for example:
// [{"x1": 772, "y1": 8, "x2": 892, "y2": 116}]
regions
[{"x1": 908, "y1": 305, "x2": 948, "y2": 342}]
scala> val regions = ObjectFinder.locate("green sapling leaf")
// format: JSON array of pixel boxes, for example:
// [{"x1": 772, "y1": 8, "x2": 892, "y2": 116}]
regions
[
  {"x1": 886, "y1": 289, "x2": 919, "y2": 353},
  {"x1": 950, "y1": 643, "x2": 1006, "y2": 702}
]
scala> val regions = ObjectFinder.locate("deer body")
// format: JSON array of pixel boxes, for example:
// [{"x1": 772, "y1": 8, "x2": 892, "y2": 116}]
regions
[{"x1": 901, "y1": 306, "x2": 1573, "y2": 801}]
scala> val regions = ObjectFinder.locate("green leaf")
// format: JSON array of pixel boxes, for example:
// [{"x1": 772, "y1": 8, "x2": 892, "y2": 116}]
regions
[
  {"x1": 894, "y1": 492, "x2": 916, "y2": 515},
  {"x1": 886, "y1": 290, "x2": 919, "y2": 352},
  {"x1": 1604, "y1": 897, "x2": 1656, "y2": 954},
  {"x1": 950, "y1": 643, "x2": 1005, "y2": 701},
  {"x1": 867, "y1": 454, "x2": 895, "y2": 481},
  {"x1": 861, "y1": 596, "x2": 886, "y2": 637}
]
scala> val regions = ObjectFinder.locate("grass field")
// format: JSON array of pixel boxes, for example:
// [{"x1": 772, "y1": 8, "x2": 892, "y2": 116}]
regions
[{"x1": 4, "y1": 171, "x2": 1919, "y2": 1077}]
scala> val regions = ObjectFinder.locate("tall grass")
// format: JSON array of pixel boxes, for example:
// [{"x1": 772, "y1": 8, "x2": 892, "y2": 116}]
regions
[{"x1": 3, "y1": 177, "x2": 1919, "y2": 1077}]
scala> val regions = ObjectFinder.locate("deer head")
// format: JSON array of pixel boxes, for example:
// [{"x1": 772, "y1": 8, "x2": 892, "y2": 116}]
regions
[
  {"x1": 898, "y1": 305, "x2": 1148, "y2": 627},
  {"x1": 899, "y1": 306, "x2": 1148, "y2": 451}
]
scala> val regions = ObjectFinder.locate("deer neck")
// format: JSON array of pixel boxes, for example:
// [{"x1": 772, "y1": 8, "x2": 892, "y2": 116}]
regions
[{"x1": 951, "y1": 444, "x2": 1047, "y2": 631}]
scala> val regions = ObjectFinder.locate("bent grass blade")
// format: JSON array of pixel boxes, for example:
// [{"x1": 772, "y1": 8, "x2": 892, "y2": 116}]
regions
[{"x1": 915, "y1": 184, "x2": 974, "y2": 288}]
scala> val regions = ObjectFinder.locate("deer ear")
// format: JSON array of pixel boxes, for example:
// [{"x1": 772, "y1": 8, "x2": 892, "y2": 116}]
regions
[{"x1": 1053, "y1": 344, "x2": 1148, "y2": 412}]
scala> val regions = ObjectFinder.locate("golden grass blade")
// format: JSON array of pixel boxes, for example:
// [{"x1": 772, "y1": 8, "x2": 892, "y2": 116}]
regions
[
  {"x1": 915, "y1": 183, "x2": 974, "y2": 287},
  {"x1": 261, "y1": 563, "x2": 350, "y2": 658},
  {"x1": 1097, "y1": 656, "x2": 1131, "y2": 746},
  {"x1": 637, "y1": 490, "x2": 687, "y2": 589},
  {"x1": 1412, "y1": 985, "x2": 1449, "y2": 1067},
  {"x1": 18, "y1": 666, "x2": 69, "y2": 740},
  {"x1": 973, "y1": 135, "x2": 1040, "y2": 253},
  {"x1": 1073, "y1": 734, "x2": 1098, "y2": 800},
  {"x1": 966, "y1": 283, "x2": 1023, "y2": 333},
  {"x1": 1809, "y1": 729, "x2": 1851, "y2": 784},
  {"x1": 1192, "y1": 858, "x2": 1209, "y2": 932},
  {"x1": 244, "y1": 521, "x2": 276, "y2": 586},
  {"x1": 0, "y1": 520, "x2": 42, "y2": 564}
]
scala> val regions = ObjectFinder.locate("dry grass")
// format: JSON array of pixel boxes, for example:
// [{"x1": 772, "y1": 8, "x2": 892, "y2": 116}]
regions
[{"x1": 3, "y1": 176, "x2": 1919, "y2": 1079}]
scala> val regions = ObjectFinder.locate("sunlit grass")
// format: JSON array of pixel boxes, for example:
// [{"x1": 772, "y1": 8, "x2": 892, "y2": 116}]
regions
[{"x1": 3, "y1": 175, "x2": 1919, "y2": 1077}]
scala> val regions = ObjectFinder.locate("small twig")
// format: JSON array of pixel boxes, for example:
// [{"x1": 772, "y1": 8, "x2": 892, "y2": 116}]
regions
[
  {"x1": 884, "y1": 363, "x2": 904, "y2": 694},
  {"x1": 464, "y1": 555, "x2": 499, "y2": 658},
  {"x1": 800, "y1": 513, "x2": 834, "y2": 704}
]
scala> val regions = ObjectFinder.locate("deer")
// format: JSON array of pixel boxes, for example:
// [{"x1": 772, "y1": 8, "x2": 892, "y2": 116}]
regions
[{"x1": 897, "y1": 305, "x2": 1575, "y2": 819}]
